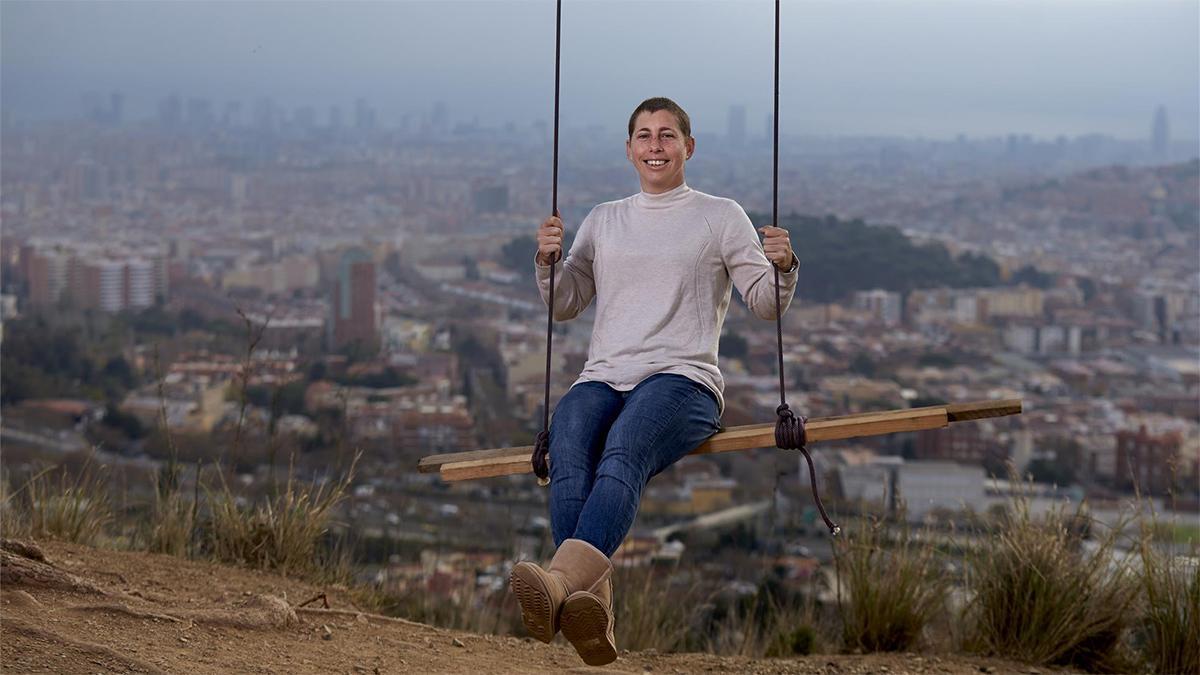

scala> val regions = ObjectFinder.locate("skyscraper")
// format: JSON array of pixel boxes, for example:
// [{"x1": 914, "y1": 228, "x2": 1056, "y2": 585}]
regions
[
  {"x1": 1151, "y1": 105, "x2": 1169, "y2": 160},
  {"x1": 330, "y1": 248, "x2": 378, "y2": 355}
]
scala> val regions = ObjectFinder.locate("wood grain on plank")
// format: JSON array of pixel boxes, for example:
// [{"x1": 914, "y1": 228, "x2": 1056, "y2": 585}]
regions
[{"x1": 429, "y1": 399, "x2": 1021, "y2": 482}]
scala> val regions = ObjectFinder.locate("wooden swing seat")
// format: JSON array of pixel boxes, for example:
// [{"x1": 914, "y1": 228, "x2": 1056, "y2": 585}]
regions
[{"x1": 417, "y1": 398, "x2": 1021, "y2": 483}]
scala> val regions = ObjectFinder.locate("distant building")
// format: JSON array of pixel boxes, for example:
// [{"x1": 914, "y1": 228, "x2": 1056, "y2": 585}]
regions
[
  {"x1": 1114, "y1": 424, "x2": 1191, "y2": 495},
  {"x1": 222, "y1": 255, "x2": 319, "y2": 295},
  {"x1": 852, "y1": 289, "x2": 902, "y2": 326},
  {"x1": 23, "y1": 244, "x2": 166, "y2": 311},
  {"x1": 1151, "y1": 105, "x2": 1169, "y2": 160},
  {"x1": 329, "y1": 248, "x2": 378, "y2": 354},
  {"x1": 914, "y1": 421, "x2": 1005, "y2": 467},
  {"x1": 979, "y1": 286, "x2": 1044, "y2": 320},
  {"x1": 472, "y1": 184, "x2": 509, "y2": 213},
  {"x1": 838, "y1": 456, "x2": 988, "y2": 521},
  {"x1": 26, "y1": 249, "x2": 70, "y2": 307},
  {"x1": 907, "y1": 288, "x2": 980, "y2": 328}
]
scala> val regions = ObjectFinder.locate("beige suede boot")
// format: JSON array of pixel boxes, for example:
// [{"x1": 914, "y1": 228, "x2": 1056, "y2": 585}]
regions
[
  {"x1": 560, "y1": 576, "x2": 617, "y2": 666},
  {"x1": 509, "y1": 539, "x2": 612, "y2": 644}
]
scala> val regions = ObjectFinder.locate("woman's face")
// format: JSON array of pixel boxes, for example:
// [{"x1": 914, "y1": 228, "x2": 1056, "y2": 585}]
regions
[{"x1": 626, "y1": 109, "x2": 695, "y2": 194}]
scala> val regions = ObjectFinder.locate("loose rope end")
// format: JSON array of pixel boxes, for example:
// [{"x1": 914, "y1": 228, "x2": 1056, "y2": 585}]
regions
[
  {"x1": 532, "y1": 429, "x2": 551, "y2": 487},
  {"x1": 776, "y1": 404, "x2": 840, "y2": 535}
]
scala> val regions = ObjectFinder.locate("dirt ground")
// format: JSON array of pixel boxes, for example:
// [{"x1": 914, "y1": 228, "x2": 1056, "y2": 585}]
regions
[{"x1": 1, "y1": 539, "x2": 1076, "y2": 675}]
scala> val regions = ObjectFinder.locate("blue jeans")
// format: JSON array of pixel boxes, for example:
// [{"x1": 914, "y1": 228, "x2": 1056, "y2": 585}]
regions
[{"x1": 548, "y1": 373, "x2": 722, "y2": 557}]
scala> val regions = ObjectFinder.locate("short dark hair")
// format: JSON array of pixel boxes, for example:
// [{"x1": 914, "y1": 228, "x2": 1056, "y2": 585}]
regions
[{"x1": 627, "y1": 97, "x2": 691, "y2": 139}]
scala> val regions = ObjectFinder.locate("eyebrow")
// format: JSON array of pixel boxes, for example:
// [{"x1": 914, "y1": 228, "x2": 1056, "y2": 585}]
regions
[{"x1": 635, "y1": 127, "x2": 678, "y2": 134}]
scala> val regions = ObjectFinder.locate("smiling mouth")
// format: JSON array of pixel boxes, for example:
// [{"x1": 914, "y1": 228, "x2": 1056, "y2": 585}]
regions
[{"x1": 644, "y1": 159, "x2": 668, "y2": 168}]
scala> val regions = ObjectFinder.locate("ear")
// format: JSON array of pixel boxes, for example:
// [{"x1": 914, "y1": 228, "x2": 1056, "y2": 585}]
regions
[
  {"x1": 625, "y1": 138, "x2": 633, "y2": 162},
  {"x1": 685, "y1": 136, "x2": 696, "y2": 159}
]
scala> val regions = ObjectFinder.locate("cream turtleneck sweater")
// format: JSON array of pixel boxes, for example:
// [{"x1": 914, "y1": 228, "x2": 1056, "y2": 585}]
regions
[{"x1": 534, "y1": 182, "x2": 799, "y2": 416}]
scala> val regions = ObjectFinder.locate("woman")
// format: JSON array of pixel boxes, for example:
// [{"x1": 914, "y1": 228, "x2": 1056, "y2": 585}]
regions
[{"x1": 510, "y1": 97, "x2": 798, "y2": 666}]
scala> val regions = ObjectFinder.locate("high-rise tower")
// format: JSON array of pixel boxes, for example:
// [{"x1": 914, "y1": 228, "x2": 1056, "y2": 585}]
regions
[
  {"x1": 330, "y1": 248, "x2": 378, "y2": 355},
  {"x1": 1151, "y1": 105, "x2": 1169, "y2": 160}
]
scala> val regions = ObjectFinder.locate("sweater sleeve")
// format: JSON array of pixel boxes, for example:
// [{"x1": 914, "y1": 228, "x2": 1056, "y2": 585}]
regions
[
  {"x1": 534, "y1": 205, "x2": 599, "y2": 320},
  {"x1": 718, "y1": 200, "x2": 799, "y2": 320}
]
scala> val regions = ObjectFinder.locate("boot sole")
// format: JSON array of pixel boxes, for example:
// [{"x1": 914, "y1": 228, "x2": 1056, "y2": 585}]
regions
[
  {"x1": 509, "y1": 563, "x2": 557, "y2": 643},
  {"x1": 560, "y1": 592, "x2": 617, "y2": 666}
]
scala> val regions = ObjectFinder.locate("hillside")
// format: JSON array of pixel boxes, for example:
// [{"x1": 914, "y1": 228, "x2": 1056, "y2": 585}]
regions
[{"x1": 1, "y1": 539, "x2": 1072, "y2": 675}]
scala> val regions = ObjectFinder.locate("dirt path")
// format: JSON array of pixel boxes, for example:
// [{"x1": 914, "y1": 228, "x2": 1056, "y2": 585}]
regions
[{"x1": 1, "y1": 540, "x2": 1071, "y2": 674}]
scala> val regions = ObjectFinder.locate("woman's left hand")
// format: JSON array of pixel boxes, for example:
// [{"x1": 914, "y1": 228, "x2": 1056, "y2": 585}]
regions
[{"x1": 758, "y1": 225, "x2": 795, "y2": 271}]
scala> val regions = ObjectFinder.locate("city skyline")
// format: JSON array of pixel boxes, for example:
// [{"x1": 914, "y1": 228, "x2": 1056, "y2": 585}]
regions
[{"x1": 2, "y1": 0, "x2": 1198, "y2": 141}]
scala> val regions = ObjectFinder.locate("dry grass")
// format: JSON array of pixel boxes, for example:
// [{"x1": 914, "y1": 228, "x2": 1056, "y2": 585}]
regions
[
  {"x1": 613, "y1": 563, "x2": 700, "y2": 652},
  {"x1": 0, "y1": 471, "x2": 23, "y2": 539},
  {"x1": 17, "y1": 454, "x2": 113, "y2": 545},
  {"x1": 377, "y1": 579, "x2": 517, "y2": 636},
  {"x1": 147, "y1": 475, "x2": 195, "y2": 557},
  {"x1": 705, "y1": 588, "x2": 823, "y2": 658},
  {"x1": 1137, "y1": 526, "x2": 1199, "y2": 674},
  {"x1": 206, "y1": 454, "x2": 358, "y2": 576},
  {"x1": 964, "y1": 498, "x2": 1137, "y2": 672},
  {"x1": 835, "y1": 518, "x2": 949, "y2": 653}
]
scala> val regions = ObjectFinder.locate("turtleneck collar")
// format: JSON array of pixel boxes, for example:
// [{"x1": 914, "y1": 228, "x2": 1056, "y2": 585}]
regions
[{"x1": 634, "y1": 182, "x2": 692, "y2": 210}]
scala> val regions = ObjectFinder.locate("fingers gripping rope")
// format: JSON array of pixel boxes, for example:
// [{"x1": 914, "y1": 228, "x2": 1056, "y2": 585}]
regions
[{"x1": 532, "y1": 0, "x2": 563, "y2": 489}]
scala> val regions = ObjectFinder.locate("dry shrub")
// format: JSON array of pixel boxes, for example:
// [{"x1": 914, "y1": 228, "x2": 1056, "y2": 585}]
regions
[
  {"x1": 0, "y1": 472, "x2": 25, "y2": 539},
  {"x1": 1138, "y1": 525, "x2": 1199, "y2": 674},
  {"x1": 705, "y1": 588, "x2": 822, "y2": 658},
  {"x1": 207, "y1": 454, "x2": 357, "y2": 576},
  {"x1": 964, "y1": 498, "x2": 1137, "y2": 672},
  {"x1": 836, "y1": 518, "x2": 948, "y2": 653},
  {"x1": 613, "y1": 563, "x2": 700, "y2": 652},
  {"x1": 20, "y1": 455, "x2": 112, "y2": 545},
  {"x1": 148, "y1": 482, "x2": 195, "y2": 557},
  {"x1": 377, "y1": 578, "x2": 516, "y2": 636}
]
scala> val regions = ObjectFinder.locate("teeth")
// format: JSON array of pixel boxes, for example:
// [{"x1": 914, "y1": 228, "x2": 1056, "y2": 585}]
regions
[{"x1": 646, "y1": 160, "x2": 667, "y2": 167}]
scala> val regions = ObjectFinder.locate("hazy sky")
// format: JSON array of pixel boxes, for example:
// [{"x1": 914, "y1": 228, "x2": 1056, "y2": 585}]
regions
[{"x1": 2, "y1": 0, "x2": 1197, "y2": 140}]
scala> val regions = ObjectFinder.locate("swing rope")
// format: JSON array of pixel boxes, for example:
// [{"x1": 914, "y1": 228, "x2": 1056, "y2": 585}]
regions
[
  {"x1": 530, "y1": 0, "x2": 561, "y2": 487},
  {"x1": 769, "y1": 0, "x2": 839, "y2": 536},
  {"x1": 532, "y1": 0, "x2": 840, "y2": 536}
]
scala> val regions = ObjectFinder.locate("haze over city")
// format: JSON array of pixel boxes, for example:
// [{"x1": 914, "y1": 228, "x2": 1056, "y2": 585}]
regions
[
  {"x1": 3, "y1": 0, "x2": 1198, "y2": 141},
  {"x1": 1, "y1": 2, "x2": 1198, "y2": 671}
]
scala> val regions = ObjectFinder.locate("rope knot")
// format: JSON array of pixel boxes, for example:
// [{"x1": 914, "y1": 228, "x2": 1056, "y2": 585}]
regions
[
  {"x1": 774, "y1": 403, "x2": 807, "y2": 450},
  {"x1": 531, "y1": 430, "x2": 551, "y2": 487},
  {"x1": 775, "y1": 403, "x2": 839, "y2": 536}
]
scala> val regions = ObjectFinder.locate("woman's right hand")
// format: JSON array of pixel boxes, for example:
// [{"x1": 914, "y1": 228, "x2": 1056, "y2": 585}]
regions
[{"x1": 536, "y1": 211, "x2": 563, "y2": 266}]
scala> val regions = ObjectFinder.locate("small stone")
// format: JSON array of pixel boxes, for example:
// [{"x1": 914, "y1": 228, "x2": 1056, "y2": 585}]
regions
[
  {"x1": 322, "y1": 624, "x2": 333, "y2": 640},
  {"x1": 451, "y1": 638, "x2": 465, "y2": 648}
]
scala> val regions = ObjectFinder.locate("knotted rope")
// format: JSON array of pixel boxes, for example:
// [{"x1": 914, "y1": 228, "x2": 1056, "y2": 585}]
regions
[{"x1": 771, "y1": 0, "x2": 838, "y2": 536}]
